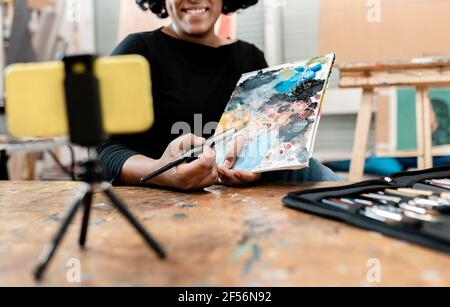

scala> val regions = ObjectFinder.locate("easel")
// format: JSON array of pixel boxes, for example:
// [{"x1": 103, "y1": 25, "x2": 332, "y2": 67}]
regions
[
  {"x1": 339, "y1": 58, "x2": 450, "y2": 181},
  {"x1": 0, "y1": 0, "x2": 95, "y2": 180}
]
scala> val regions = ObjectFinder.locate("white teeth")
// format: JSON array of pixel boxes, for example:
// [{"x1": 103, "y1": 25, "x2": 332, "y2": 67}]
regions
[{"x1": 185, "y1": 8, "x2": 207, "y2": 15}]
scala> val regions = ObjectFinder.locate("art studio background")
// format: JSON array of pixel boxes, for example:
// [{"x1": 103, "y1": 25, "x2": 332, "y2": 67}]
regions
[{"x1": 1, "y1": 0, "x2": 449, "y2": 181}]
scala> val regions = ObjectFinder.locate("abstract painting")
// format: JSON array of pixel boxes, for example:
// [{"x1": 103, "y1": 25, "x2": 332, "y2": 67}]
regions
[{"x1": 214, "y1": 53, "x2": 335, "y2": 173}]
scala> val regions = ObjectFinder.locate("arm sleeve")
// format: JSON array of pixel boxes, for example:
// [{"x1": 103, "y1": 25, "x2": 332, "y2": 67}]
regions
[
  {"x1": 97, "y1": 141, "x2": 140, "y2": 184},
  {"x1": 96, "y1": 34, "x2": 148, "y2": 185}
]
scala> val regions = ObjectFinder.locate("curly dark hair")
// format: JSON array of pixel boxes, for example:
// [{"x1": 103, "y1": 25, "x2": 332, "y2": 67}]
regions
[{"x1": 135, "y1": 0, "x2": 258, "y2": 18}]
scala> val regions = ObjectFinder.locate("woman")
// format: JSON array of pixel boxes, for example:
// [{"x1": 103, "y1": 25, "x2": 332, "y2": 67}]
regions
[{"x1": 97, "y1": 0, "x2": 340, "y2": 191}]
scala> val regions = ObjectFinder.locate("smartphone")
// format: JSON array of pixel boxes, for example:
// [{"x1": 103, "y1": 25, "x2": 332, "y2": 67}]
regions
[{"x1": 4, "y1": 55, "x2": 154, "y2": 138}]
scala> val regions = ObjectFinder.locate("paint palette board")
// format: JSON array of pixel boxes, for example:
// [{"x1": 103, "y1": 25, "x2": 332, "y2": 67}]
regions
[{"x1": 215, "y1": 53, "x2": 335, "y2": 173}]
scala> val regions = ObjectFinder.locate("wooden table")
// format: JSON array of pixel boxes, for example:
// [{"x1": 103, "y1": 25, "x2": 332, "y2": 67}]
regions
[
  {"x1": 339, "y1": 58, "x2": 450, "y2": 181},
  {"x1": 1, "y1": 181, "x2": 449, "y2": 286}
]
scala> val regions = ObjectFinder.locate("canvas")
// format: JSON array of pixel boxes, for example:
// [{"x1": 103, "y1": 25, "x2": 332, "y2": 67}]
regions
[{"x1": 214, "y1": 53, "x2": 335, "y2": 173}]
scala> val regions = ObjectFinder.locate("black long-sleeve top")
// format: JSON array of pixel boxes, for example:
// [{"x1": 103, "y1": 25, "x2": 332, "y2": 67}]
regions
[{"x1": 97, "y1": 28, "x2": 268, "y2": 184}]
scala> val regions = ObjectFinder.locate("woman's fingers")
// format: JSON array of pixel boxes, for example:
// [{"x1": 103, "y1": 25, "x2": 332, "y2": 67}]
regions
[
  {"x1": 180, "y1": 133, "x2": 206, "y2": 151},
  {"x1": 198, "y1": 145, "x2": 216, "y2": 163},
  {"x1": 218, "y1": 167, "x2": 261, "y2": 186},
  {"x1": 235, "y1": 170, "x2": 261, "y2": 183},
  {"x1": 175, "y1": 146, "x2": 218, "y2": 190},
  {"x1": 169, "y1": 133, "x2": 206, "y2": 157},
  {"x1": 198, "y1": 149, "x2": 217, "y2": 169},
  {"x1": 198, "y1": 167, "x2": 220, "y2": 187},
  {"x1": 218, "y1": 167, "x2": 244, "y2": 186},
  {"x1": 223, "y1": 134, "x2": 246, "y2": 169},
  {"x1": 165, "y1": 133, "x2": 262, "y2": 189}
]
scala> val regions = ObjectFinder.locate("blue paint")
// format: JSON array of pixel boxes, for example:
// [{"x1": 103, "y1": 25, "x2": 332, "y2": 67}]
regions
[
  {"x1": 275, "y1": 80, "x2": 297, "y2": 94},
  {"x1": 274, "y1": 68, "x2": 317, "y2": 94},
  {"x1": 242, "y1": 244, "x2": 262, "y2": 275},
  {"x1": 303, "y1": 70, "x2": 316, "y2": 79},
  {"x1": 43, "y1": 214, "x2": 62, "y2": 224},
  {"x1": 233, "y1": 132, "x2": 273, "y2": 171},
  {"x1": 177, "y1": 203, "x2": 195, "y2": 209},
  {"x1": 229, "y1": 243, "x2": 253, "y2": 263},
  {"x1": 309, "y1": 63, "x2": 322, "y2": 72},
  {"x1": 90, "y1": 218, "x2": 107, "y2": 227},
  {"x1": 173, "y1": 213, "x2": 189, "y2": 219}
]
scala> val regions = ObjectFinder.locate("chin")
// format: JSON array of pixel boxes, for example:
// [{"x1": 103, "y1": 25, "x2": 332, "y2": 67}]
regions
[{"x1": 183, "y1": 23, "x2": 214, "y2": 36}]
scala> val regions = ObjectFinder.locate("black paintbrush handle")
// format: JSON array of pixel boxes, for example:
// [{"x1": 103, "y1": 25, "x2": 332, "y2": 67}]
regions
[
  {"x1": 140, "y1": 140, "x2": 215, "y2": 184},
  {"x1": 140, "y1": 157, "x2": 189, "y2": 184}
]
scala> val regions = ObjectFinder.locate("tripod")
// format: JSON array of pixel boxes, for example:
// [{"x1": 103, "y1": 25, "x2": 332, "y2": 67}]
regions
[
  {"x1": 32, "y1": 54, "x2": 167, "y2": 281},
  {"x1": 34, "y1": 158, "x2": 166, "y2": 280}
]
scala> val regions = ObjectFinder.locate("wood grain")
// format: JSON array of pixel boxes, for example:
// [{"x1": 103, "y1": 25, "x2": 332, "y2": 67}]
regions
[
  {"x1": 0, "y1": 181, "x2": 449, "y2": 286},
  {"x1": 339, "y1": 67, "x2": 450, "y2": 88}
]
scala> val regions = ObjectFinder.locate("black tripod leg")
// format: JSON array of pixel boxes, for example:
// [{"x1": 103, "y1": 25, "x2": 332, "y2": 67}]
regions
[
  {"x1": 79, "y1": 188, "x2": 93, "y2": 248},
  {"x1": 0, "y1": 150, "x2": 9, "y2": 180},
  {"x1": 102, "y1": 184, "x2": 166, "y2": 259},
  {"x1": 34, "y1": 185, "x2": 88, "y2": 281}
]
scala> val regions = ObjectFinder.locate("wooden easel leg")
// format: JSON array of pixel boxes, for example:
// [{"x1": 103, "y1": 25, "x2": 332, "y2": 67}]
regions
[
  {"x1": 24, "y1": 153, "x2": 38, "y2": 180},
  {"x1": 415, "y1": 88, "x2": 425, "y2": 169},
  {"x1": 416, "y1": 87, "x2": 433, "y2": 170},
  {"x1": 349, "y1": 88, "x2": 374, "y2": 182},
  {"x1": 8, "y1": 153, "x2": 24, "y2": 180},
  {"x1": 422, "y1": 88, "x2": 433, "y2": 169}
]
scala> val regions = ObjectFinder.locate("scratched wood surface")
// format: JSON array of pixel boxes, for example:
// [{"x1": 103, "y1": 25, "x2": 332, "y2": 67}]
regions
[
  {"x1": 0, "y1": 181, "x2": 449, "y2": 286},
  {"x1": 338, "y1": 59, "x2": 450, "y2": 88},
  {"x1": 337, "y1": 57, "x2": 450, "y2": 71}
]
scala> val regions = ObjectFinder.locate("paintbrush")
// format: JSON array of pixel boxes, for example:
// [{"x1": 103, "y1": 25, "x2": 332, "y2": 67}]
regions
[{"x1": 140, "y1": 129, "x2": 236, "y2": 184}]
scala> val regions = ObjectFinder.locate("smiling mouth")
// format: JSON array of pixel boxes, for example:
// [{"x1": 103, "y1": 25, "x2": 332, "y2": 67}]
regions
[{"x1": 182, "y1": 8, "x2": 209, "y2": 16}]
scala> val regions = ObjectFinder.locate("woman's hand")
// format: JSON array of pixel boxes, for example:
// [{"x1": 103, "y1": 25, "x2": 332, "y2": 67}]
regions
[
  {"x1": 121, "y1": 133, "x2": 218, "y2": 191},
  {"x1": 218, "y1": 167, "x2": 261, "y2": 186},
  {"x1": 218, "y1": 134, "x2": 261, "y2": 186},
  {"x1": 158, "y1": 133, "x2": 218, "y2": 191}
]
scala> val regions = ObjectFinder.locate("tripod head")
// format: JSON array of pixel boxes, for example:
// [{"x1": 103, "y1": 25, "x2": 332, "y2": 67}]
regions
[{"x1": 63, "y1": 55, "x2": 106, "y2": 147}]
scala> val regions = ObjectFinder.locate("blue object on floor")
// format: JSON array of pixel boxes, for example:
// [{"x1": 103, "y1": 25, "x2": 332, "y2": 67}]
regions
[
  {"x1": 325, "y1": 157, "x2": 403, "y2": 177},
  {"x1": 262, "y1": 158, "x2": 342, "y2": 182},
  {"x1": 398, "y1": 156, "x2": 450, "y2": 169},
  {"x1": 325, "y1": 156, "x2": 450, "y2": 177}
]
